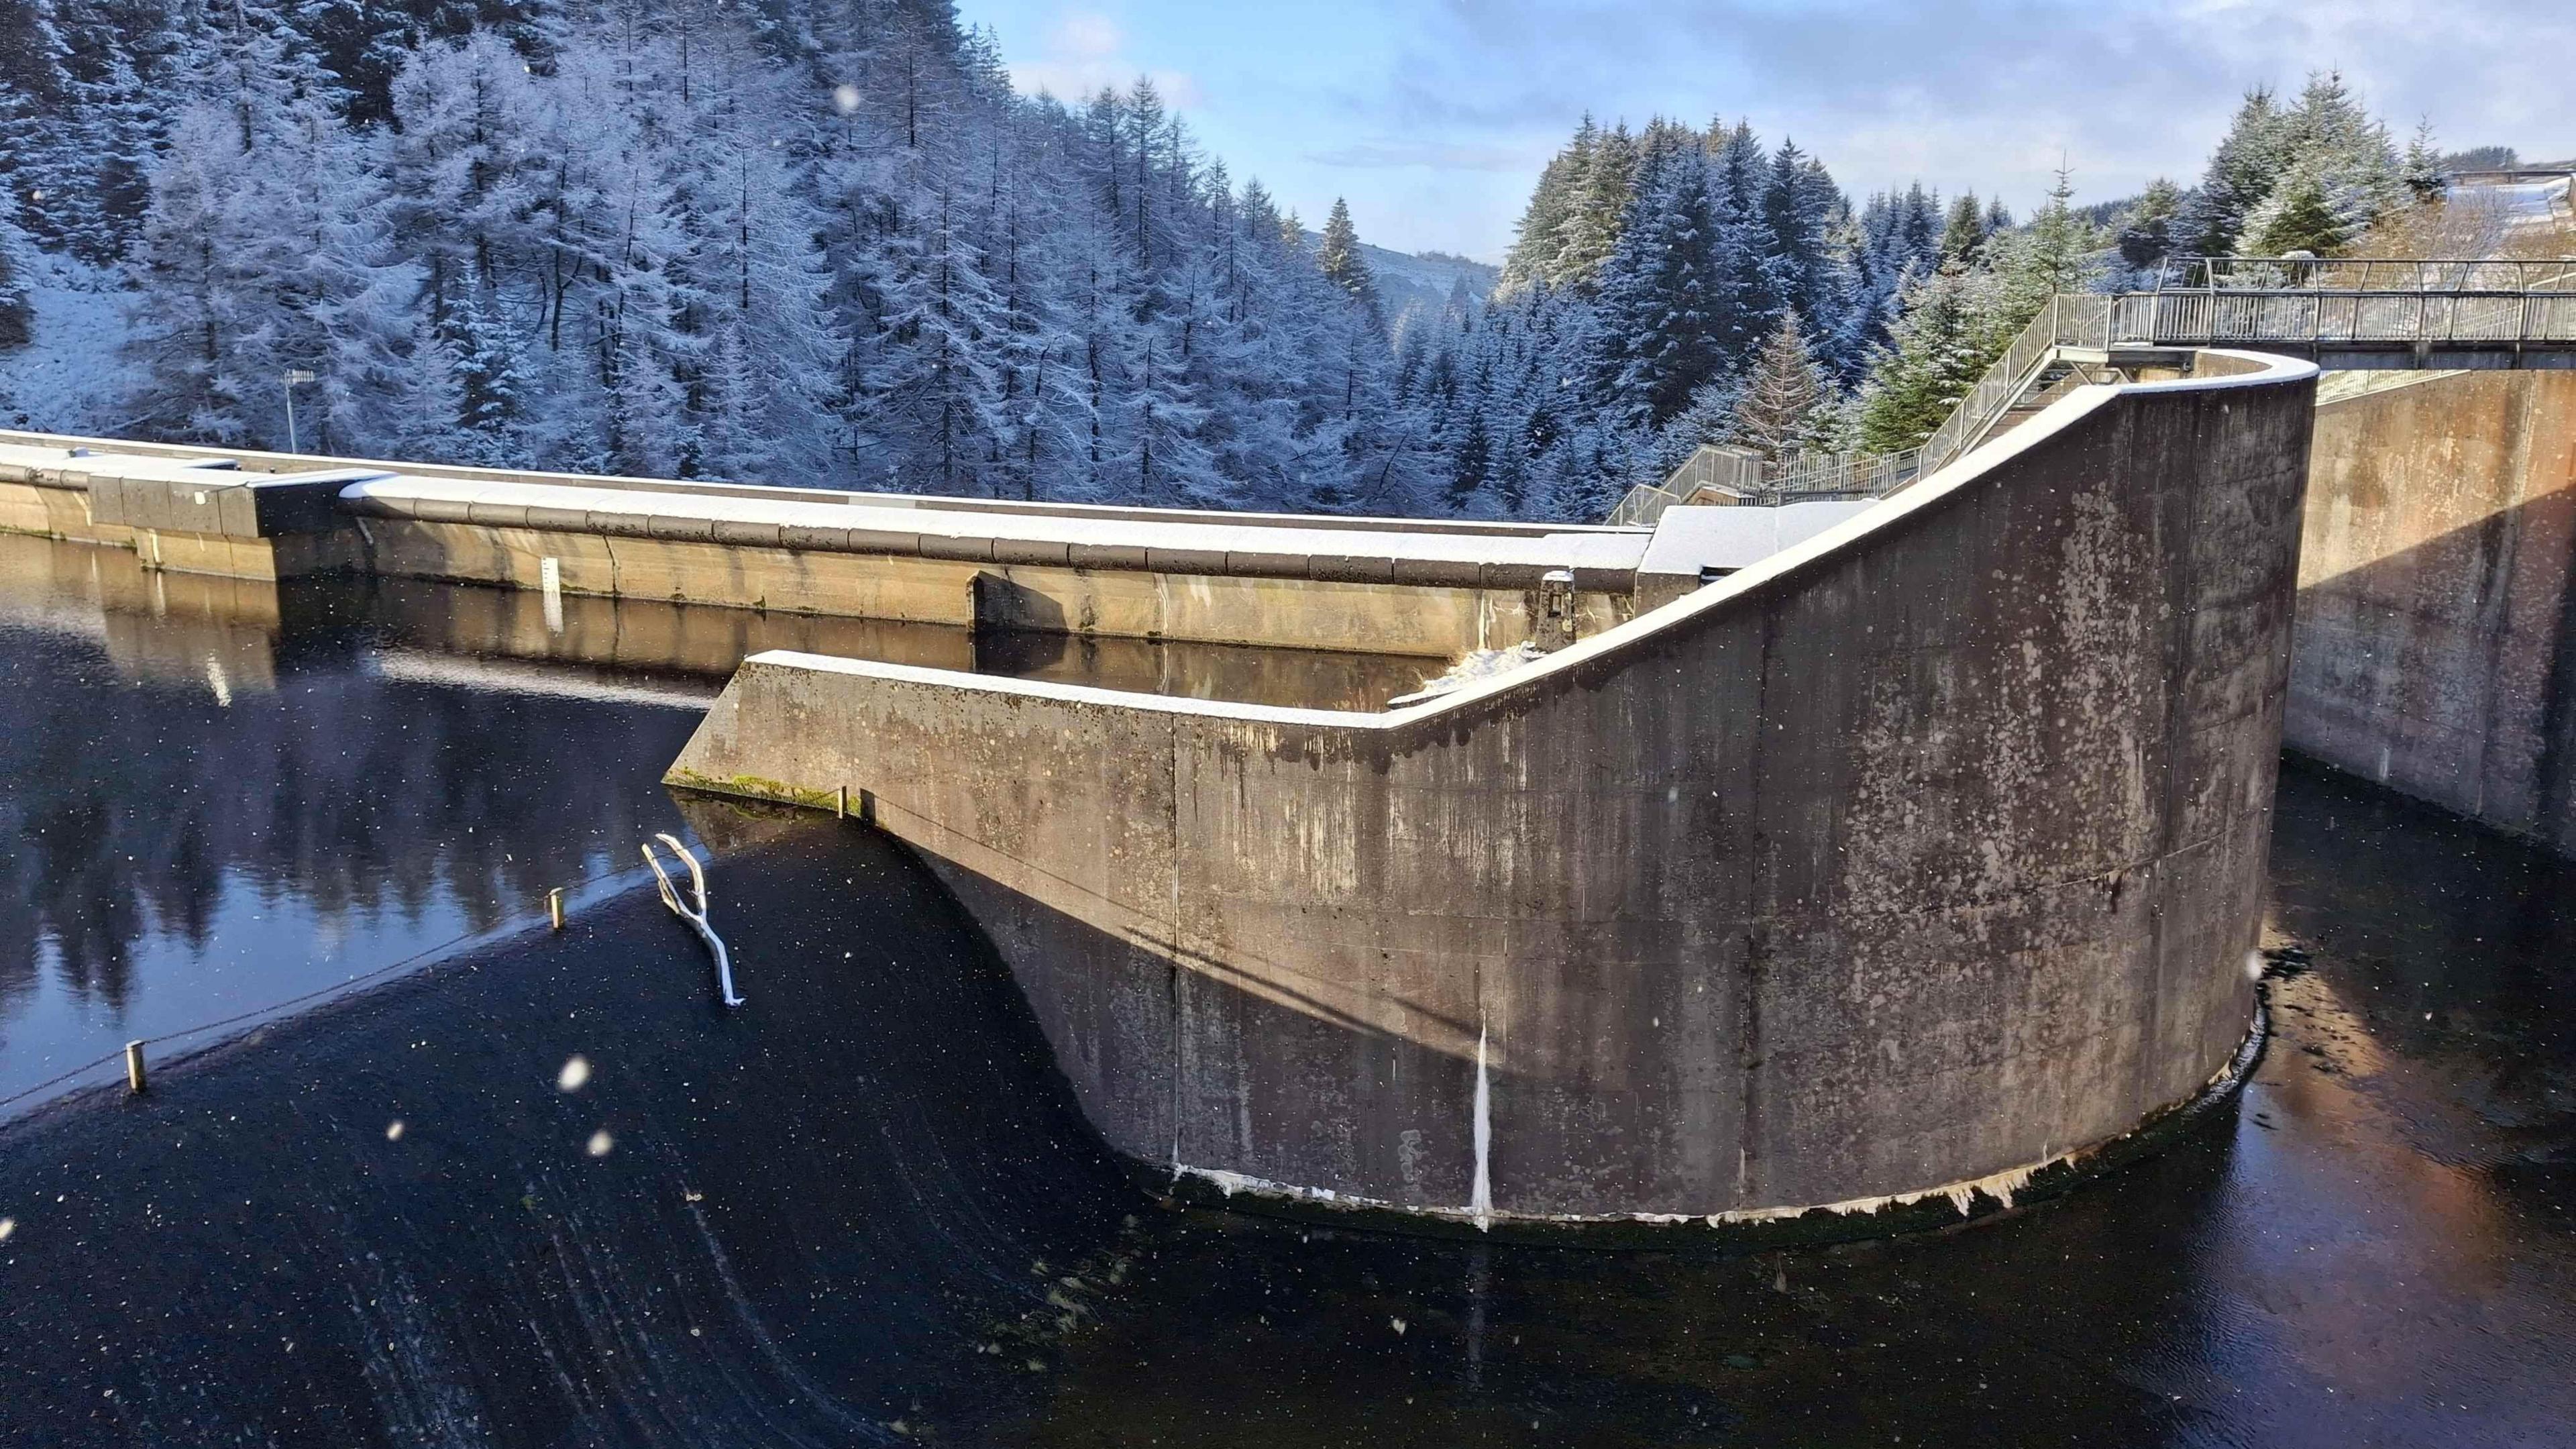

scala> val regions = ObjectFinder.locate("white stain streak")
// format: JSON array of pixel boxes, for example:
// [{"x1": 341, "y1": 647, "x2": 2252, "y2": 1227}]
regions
[
  {"x1": 1166, "y1": 1006, "x2": 2268, "y2": 1233},
  {"x1": 1470, "y1": 1022, "x2": 1493, "y2": 1232}
]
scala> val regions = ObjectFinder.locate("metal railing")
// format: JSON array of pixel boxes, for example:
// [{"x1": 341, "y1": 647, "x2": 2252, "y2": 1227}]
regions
[
  {"x1": 2124, "y1": 257, "x2": 2576, "y2": 348},
  {"x1": 2151, "y1": 256, "x2": 2576, "y2": 292},
  {"x1": 1915, "y1": 295, "x2": 2114, "y2": 478},
  {"x1": 1611, "y1": 442, "x2": 1917, "y2": 527},
  {"x1": 1764, "y1": 447, "x2": 1923, "y2": 497},
  {"x1": 1606, "y1": 258, "x2": 2576, "y2": 526}
]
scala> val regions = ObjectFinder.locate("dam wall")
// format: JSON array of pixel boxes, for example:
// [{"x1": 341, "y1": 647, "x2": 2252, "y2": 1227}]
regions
[
  {"x1": 2288, "y1": 370, "x2": 2576, "y2": 855},
  {"x1": 0, "y1": 429, "x2": 1863, "y2": 661},
  {"x1": 667, "y1": 353, "x2": 2317, "y2": 1230}
]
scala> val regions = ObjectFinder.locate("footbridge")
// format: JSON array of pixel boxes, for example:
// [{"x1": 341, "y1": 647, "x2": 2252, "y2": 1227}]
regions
[{"x1": 2, "y1": 348, "x2": 2325, "y2": 1238}]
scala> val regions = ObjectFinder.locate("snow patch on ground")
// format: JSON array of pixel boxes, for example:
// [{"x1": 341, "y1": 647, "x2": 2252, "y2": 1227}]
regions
[
  {"x1": 1389, "y1": 643, "x2": 1545, "y2": 708},
  {"x1": 0, "y1": 253, "x2": 136, "y2": 433}
]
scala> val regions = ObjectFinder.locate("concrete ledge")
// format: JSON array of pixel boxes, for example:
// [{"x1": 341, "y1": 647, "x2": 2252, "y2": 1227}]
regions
[
  {"x1": 667, "y1": 351, "x2": 2319, "y2": 1226},
  {"x1": 0, "y1": 428, "x2": 1640, "y2": 537}
]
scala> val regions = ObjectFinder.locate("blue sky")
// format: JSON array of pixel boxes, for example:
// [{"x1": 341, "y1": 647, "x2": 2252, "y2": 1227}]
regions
[{"x1": 954, "y1": 0, "x2": 2576, "y2": 262}]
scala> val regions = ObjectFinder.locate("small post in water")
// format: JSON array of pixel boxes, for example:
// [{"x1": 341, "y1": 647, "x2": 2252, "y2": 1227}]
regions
[
  {"x1": 837, "y1": 785, "x2": 848, "y2": 820},
  {"x1": 124, "y1": 1040, "x2": 148, "y2": 1095},
  {"x1": 548, "y1": 887, "x2": 566, "y2": 931}
]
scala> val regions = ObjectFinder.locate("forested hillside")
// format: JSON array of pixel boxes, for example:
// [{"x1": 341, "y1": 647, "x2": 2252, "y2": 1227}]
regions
[
  {"x1": 0, "y1": 0, "x2": 2469, "y2": 521},
  {"x1": 0, "y1": 0, "x2": 1441, "y2": 513}
]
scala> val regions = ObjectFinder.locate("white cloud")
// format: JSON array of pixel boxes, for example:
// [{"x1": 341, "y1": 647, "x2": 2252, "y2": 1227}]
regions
[{"x1": 1008, "y1": 11, "x2": 1205, "y2": 109}]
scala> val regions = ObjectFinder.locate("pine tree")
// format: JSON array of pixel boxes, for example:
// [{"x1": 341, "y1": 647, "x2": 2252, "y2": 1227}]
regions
[
  {"x1": 2402, "y1": 121, "x2": 2446, "y2": 204},
  {"x1": 2116, "y1": 178, "x2": 2183, "y2": 274},
  {"x1": 1706, "y1": 120, "x2": 1782, "y2": 374},
  {"x1": 1763, "y1": 139, "x2": 1842, "y2": 353},
  {"x1": 1991, "y1": 164, "x2": 2103, "y2": 327},
  {"x1": 64, "y1": 51, "x2": 158, "y2": 264},
  {"x1": 1939, "y1": 191, "x2": 1989, "y2": 266},
  {"x1": 1316, "y1": 197, "x2": 1378, "y2": 313},
  {"x1": 1592, "y1": 141, "x2": 1723, "y2": 433},
  {"x1": 1729, "y1": 311, "x2": 1829, "y2": 460},
  {"x1": 426, "y1": 282, "x2": 532, "y2": 464},
  {"x1": 1497, "y1": 116, "x2": 1593, "y2": 297},
  {"x1": 2233, "y1": 71, "x2": 2404, "y2": 259},
  {"x1": 2242, "y1": 174, "x2": 2343, "y2": 257},
  {"x1": 1445, "y1": 400, "x2": 1489, "y2": 511},
  {"x1": 2176, "y1": 89, "x2": 2292, "y2": 256},
  {"x1": 1550, "y1": 121, "x2": 1637, "y2": 293},
  {"x1": 1854, "y1": 264, "x2": 1992, "y2": 453},
  {"x1": 0, "y1": 0, "x2": 76, "y2": 246},
  {"x1": 0, "y1": 203, "x2": 31, "y2": 350},
  {"x1": 865, "y1": 178, "x2": 1013, "y2": 494}
]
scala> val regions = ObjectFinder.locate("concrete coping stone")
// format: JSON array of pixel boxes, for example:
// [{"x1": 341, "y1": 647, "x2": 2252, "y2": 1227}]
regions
[
  {"x1": 916, "y1": 533, "x2": 997, "y2": 563},
  {"x1": 1145, "y1": 546, "x2": 1232, "y2": 575},
  {"x1": 777, "y1": 522, "x2": 853, "y2": 551},
  {"x1": 992, "y1": 537, "x2": 1072, "y2": 566},
  {"x1": 1307, "y1": 553, "x2": 1399, "y2": 584},
  {"x1": 711, "y1": 517, "x2": 784, "y2": 548},
  {"x1": 844, "y1": 527, "x2": 925, "y2": 553},
  {"x1": 643, "y1": 511, "x2": 720, "y2": 542},
  {"x1": 1067, "y1": 541, "x2": 1151, "y2": 571}
]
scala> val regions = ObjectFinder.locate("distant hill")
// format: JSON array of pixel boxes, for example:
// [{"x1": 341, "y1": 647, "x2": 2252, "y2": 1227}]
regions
[{"x1": 1306, "y1": 234, "x2": 1500, "y2": 326}]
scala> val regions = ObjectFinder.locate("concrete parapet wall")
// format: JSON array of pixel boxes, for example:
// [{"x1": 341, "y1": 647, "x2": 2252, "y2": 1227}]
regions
[
  {"x1": 346, "y1": 514, "x2": 1627, "y2": 659},
  {"x1": 667, "y1": 353, "x2": 2316, "y2": 1228},
  {"x1": 0, "y1": 437, "x2": 1658, "y2": 658},
  {"x1": 2289, "y1": 369, "x2": 2576, "y2": 855}
]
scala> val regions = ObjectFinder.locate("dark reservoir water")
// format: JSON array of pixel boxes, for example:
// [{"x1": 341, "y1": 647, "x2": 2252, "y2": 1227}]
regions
[
  {"x1": 0, "y1": 535, "x2": 1425, "y2": 1115},
  {"x1": 0, "y1": 536, "x2": 2570, "y2": 1446}
]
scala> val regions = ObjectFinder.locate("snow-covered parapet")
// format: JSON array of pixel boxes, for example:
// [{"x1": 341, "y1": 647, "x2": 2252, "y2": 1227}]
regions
[{"x1": 335, "y1": 473, "x2": 1653, "y2": 592}]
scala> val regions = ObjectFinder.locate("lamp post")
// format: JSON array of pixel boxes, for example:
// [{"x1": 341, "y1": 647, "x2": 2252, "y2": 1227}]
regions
[{"x1": 281, "y1": 369, "x2": 315, "y2": 453}]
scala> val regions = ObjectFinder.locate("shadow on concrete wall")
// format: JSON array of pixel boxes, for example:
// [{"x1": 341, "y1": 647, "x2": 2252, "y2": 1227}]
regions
[
  {"x1": 2290, "y1": 488, "x2": 2576, "y2": 855},
  {"x1": 914, "y1": 855, "x2": 1487, "y2": 1215},
  {"x1": 2292, "y1": 366, "x2": 2576, "y2": 856}
]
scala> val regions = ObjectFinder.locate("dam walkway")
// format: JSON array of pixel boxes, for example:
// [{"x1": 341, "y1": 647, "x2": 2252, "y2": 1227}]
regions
[{"x1": 1613, "y1": 256, "x2": 2576, "y2": 523}]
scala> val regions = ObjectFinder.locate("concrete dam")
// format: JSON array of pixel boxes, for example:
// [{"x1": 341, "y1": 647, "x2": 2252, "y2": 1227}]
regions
[{"x1": 4, "y1": 278, "x2": 2563, "y2": 1234}]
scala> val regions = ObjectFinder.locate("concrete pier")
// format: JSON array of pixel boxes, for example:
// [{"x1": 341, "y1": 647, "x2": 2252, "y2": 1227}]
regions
[{"x1": 667, "y1": 353, "x2": 2316, "y2": 1232}]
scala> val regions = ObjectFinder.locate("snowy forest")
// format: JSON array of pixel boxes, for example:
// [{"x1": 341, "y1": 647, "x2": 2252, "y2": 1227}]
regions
[{"x1": 0, "y1": 0, "x2": 2475, "y2": 521}]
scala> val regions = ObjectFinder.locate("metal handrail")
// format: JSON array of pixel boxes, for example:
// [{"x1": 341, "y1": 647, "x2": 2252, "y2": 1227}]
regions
[
  {"x1": 1607, "y1": 258, "x2": 2576, "y2": 525},
  {"x1": 642, "y1": 833, "x2": 743, "y2": 1007},
  {"x1": 2153, "y1": 256, "x2": 2576, "y2": 293}
]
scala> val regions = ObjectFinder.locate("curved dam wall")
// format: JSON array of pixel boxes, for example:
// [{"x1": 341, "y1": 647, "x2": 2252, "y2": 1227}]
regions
[
  {"x1": 667, "y1": 353, "x2": 2317, "y2": 1228},
  {"x1": 2288, "y1": 369, "x2": 2576, "y2": 856}
]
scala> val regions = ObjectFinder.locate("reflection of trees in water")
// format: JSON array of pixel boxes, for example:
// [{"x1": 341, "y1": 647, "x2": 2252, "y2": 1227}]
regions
[
  {"x1": 0, "y1": 626, "x2": 697, "y2": 1020},
  {"x1": 0, "y1": 531, "x2": 1425, "y2": 1032}
]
